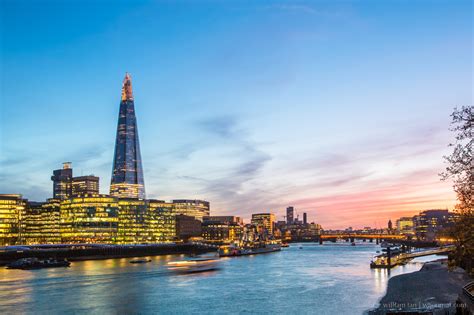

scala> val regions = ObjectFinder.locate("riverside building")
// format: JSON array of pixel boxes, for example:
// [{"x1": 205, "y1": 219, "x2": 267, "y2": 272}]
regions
[
  {"x1": 23, "y1": 199, "x2": 61, "y2": 244},
  {"x1": 0, "y1": 194, "x2": 27, "y2": 246},
  {"x1": 251, "y1": 213, "x2": 276, "y2": 235}
]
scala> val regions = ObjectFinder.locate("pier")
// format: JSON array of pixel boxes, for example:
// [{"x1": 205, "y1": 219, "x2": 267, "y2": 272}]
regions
[{"x1": 370, "y1": 246, "x2": 455, "y2": 269}]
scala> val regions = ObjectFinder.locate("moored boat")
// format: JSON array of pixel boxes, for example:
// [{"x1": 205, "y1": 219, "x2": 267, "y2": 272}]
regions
[
  {"x1": 219, "y1": 242, "x2": 281, "y2": 257},
  {"x1": 6, "y1": 258, "x2": 70, "y2": 270},
  {"x1": 130, "y1": 258, "x2": 152, "y2": 264}
]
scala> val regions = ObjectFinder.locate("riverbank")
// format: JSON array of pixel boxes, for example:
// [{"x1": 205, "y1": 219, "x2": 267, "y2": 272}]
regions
[
  {"x1": 0, "y1": 243, "x2": 216, "y2": 266},
  {"x1": 370, "y1": 259, "x2": 473, "y2": 314}
]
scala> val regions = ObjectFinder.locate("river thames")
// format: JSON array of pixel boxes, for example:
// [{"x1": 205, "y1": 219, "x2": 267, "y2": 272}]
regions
[{"x1": 0, "y1": 242, "x2": 437, "y2": 314}]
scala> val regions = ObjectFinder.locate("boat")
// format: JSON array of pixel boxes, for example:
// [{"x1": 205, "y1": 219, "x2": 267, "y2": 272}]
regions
[
  {"x1": 6, "y1": 258, "x2": 70, "y2": 270},
  {"x1": 219, "y1": 242, "x2": 281, "y2": 257},
  {"x1": 351, "y1": 242, "x2": 356, "y2": 246},
  {"x1": 130, "y1": 258, "x2": 152, "y2": 264},
  {"x1": 281, "y1": 243, "x2": 290, "y2": 248},
  {"x1": 166, "y1": 257, "x2": 220, "y2": 273}
]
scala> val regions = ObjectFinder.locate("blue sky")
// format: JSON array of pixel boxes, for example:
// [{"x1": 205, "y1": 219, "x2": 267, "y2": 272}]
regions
[{"x1": 0, "y1": 0, "x2": 472, "y2": 228}]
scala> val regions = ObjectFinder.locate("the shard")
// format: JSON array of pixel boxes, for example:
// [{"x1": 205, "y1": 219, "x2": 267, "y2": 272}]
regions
[{"x1": 110, "y1": 73, "x2": 145, "y2": 199}]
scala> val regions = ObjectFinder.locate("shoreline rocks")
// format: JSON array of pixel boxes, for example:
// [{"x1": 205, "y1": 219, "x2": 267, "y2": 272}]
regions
[{"x1": 369, "y1": 260, "x2": 473, "y2": 314}]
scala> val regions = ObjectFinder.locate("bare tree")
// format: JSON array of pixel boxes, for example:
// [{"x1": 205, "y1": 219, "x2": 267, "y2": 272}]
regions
[{"x1": 441, "y1": 105, "x2": 473, "y2": 274}]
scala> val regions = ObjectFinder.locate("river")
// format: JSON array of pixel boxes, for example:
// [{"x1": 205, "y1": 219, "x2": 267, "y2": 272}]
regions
[{"x1": 0, "y1": 242, "x2": 439, "y2": 314}]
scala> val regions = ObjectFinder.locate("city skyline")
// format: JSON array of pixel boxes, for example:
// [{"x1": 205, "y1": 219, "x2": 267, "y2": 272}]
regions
[{"x1": 1, "y1": 1, "x2": 472, "y2": 229}]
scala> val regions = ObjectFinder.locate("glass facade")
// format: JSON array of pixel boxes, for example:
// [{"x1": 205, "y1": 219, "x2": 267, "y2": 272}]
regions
[
  {"x1": 24, "y1": 199, "x2": 61, "y2": 244},
  {"x1": 110, "y1": 73, "x2": 145, "y2": 199},
  {"x1": 0, "y1": 194, "x2": 26, "y2": 246},
  {"x1": 116, "y1": 199, "x2": 147, "y2": 243},
  {"x1": 60, "y1": 195, "x2": 119, "y2": 243},
  {"x1": 172, "y1": 199, "x2": 210, "y2": 222},
  {"x1": 147, "y1": 200, "x2": 176, "y2": 242}
]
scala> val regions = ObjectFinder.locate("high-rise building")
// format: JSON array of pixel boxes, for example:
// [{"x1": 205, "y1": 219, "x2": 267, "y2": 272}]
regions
[
  {"x1": 110, "y1": 73, "x2": 146, "y2": 199},
  {"x1": 51, "y1": 162, "x2": 73, "y2": 200},
  {"x1": 72, "y1": 176, "x2": 99, "y2": 196},
  {"x1": 0, "y1": 194, "x2": 27, "y2": 246},
  {"x1": 251, "y1": 213, "x2": 276, "y2": 235},
  {"x1": 172, "y1": 199, "x2": 210, "y2": 221},
  {"x1": 303, "y1": 212, "x2": 307, "y2": 225},
  {"x1": 286, "y1": 206, "x2": 294, "y2": 224}
]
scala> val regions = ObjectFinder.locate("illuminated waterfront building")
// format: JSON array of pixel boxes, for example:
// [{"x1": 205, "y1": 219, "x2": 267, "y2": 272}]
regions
[
  {"x1": 146, "y1": 200, "x2": 176, "y2": 242},
  {"x1": 60, "y1": 194, "x2": 119, "y2": 243},
  {"x1": 51, "y1": 162, "x2": 73, "y2": 200},
  {"x1": 0, "y1": 194, "x2": 26, "y2": 246},
  {"x1": 172, "y1": 199, "x2": 210, "y2": 222},
  {"x1": 72, "y1": 176, "x2": 99, "y2": 196},
  {"x1": 396, "y1": 217, "x2": 414, "y2": 236},
  {"x1": 24, "y1": 199, "x2": 61, "y2": 244},
  {"x1": 202, "y1": 217, "x2": 242, "y2": 243},
  {"x1": 116, "y1": 198, "x2": 147, "y2": 243},
  {"x1": 110, "y1": 73, "x2": 146, "y2": 199},
  {"x1": 414, "y1": 209, "x2": 456, "y2": 241},
  {"x1": 251, "y1": 213, "x2": 276, "y2": 235}
]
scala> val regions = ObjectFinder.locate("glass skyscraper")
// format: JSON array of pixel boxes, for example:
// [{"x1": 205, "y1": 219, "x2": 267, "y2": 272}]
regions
[{"x1": 110, "y1": 73, "x2": 146, "y2": 199}]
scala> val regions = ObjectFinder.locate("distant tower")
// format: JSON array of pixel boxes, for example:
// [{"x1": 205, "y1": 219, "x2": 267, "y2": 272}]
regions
[
  {"x1": 303, "y1": 212, "x2": 307, "y2": 225},
  {"x1": 51, "y1": 162, "x2": 73, "y2": 200},
  {"x1": 110, "y1": 73, "x2": 145, "y2": 199},
  {"x1": 286, "y1": 207, "x2": 294, "y2": 224},
  {"x1": 388, "y1": 219, "x2": 393, "y2": 231}
]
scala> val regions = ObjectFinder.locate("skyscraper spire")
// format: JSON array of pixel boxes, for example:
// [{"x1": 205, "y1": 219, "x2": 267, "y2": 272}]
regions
[
  {"x1": 121, "y1": 72, "x2": 134, "y2": 101},
  {"x1": 110, "y1": 73, "x2": 145, "y2": 199}
]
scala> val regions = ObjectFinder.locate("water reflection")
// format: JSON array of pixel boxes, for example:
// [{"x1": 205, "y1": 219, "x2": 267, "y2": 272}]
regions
[{"x1": 0, "y1": 243, "x2": 438, "y2": 314}]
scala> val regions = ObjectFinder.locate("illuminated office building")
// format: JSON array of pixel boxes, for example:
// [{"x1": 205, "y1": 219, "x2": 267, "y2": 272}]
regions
[
  {"x1": 116, "y1": 198, "x2": 147, "y2": 243},
  {"x1": 72, "y1": 176, "x2": 99, "y2": 196},
  {"x1": 396, "y1": 217, "x2": 415, "y2": 236},
  {"x1": 146, "y1": 200, "x2": 176, "y2": 242},
  {"x1": 24, "y1": 199, "x2": 61, "y2": 244},
  {"x1": 60, "y1": 194, "x2": 119, "y2": 243},
  {"x1": 202, "y1": 217, "x2": 242, "y2": 242},
  {"x1": 251, "y1": 213, "x2": 276, "y2": 235},
  {"x1": 172, "y1": 199, "x2": 210, "y2": 221},
  {"x1": 51, "y1": 162, "x2": 73, "y2": 200},
  {"x1": 110, "y1": 73, "x2": 146, "y2": 199},
  {"x1": 0, "y1": 194, "x2": 26, "y2": 246}
]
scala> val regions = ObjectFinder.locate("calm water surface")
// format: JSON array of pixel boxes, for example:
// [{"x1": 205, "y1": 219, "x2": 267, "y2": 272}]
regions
[{"x1": 0, "y1": 243, "x2": 437, "y2": 314}]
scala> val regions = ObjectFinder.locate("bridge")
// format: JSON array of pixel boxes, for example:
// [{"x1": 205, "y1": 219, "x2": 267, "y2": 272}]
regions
[{"x1": 320, "y1": 234, "x2": 405, "y2": 240}]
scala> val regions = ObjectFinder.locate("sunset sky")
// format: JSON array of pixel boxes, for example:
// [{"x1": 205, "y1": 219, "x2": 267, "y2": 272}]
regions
[{"x1": 1, "y1": 0, "x2": 472, "y2": 228}]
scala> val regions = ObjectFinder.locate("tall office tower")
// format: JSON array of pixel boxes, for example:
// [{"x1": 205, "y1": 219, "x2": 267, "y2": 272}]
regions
[
  {"x1": 286, "y1": 206, "x2": 294, "y2": 224},
  {"x1": 72, "y1": 175, "x2": 99, "y2": 196},
  {"x1": 51, "y1": 162, "x2": 73, "y2": 200},
  {"x1": 303, "y1": 212, "x2": 307, "y2": 225},
  {"x1": 110, "y1": 73, "x2": 145, "y2": 199}
]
